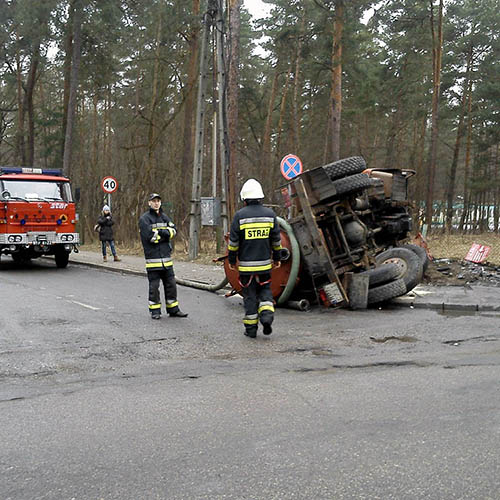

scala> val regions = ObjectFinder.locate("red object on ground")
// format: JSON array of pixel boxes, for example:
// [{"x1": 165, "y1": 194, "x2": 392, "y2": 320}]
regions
[
  {"x1": 413, "y1": 232, "x2": 433, "y2": 260},
  {"x1": 465, "y1": 243, "x2": 491, "y2": 263}
]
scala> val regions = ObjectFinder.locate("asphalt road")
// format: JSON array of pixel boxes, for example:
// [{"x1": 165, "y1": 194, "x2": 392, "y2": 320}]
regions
[{"x1": 1, "y1": 259, "x2": 499, "y2": 499}]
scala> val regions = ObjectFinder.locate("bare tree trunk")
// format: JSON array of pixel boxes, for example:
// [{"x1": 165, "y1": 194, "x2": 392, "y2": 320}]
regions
[
  {"x1": 459, "y1": 90, "x2": 473, "y2": 232},
  {"x1": 180, "y1": 0, "x2": 200, "y2": 223},
  {"x1": 292, "y1": 9, "x2": 306, "y2": 153},
  {"x1": 227, "y1": 0, "x2": 241, "y2": 218},
  {"x1": 60, "y1": 5, "x2": 74, "y2": 167},
  {"x1": 494, "y1": 144, "x2": 499, "y2": 232},
  {"x1": 15, "y1": 31, "x2": 26, "y2": 165},
  {"x1": 276, "y1": 64, "x2": 292, "y2": 162},
  {"x1": 424, "y1": 0, "x2": 443, "y2": 229},
  {"x1": 62, "y1": 0, "x2": 83, "y2": 177},
  {"x1": 143, "y1": 14, "x2": 163, "y2": 186},
  {"x1": 329, "y1": 0, "x2": 344, "y2": 162},
  {"x1": 25, "y1": 46, "x2": 40, "y2": 166},
  {"x1": 262, "y1": 67, "x2": 280, "y2": 186},
  {"x1": 445, "y1": 45, "x2": 473, "y2": 233}
]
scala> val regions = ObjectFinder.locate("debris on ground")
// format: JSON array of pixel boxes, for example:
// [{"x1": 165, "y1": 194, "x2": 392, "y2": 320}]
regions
[{"x1": 424, "y1": 259, "x2": 500, "y2": 287}]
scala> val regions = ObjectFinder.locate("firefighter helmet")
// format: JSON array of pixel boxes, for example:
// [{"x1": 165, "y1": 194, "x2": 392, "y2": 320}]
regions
[{"x1": 240, "y1": 179, "x2": 264, "y2": 201}]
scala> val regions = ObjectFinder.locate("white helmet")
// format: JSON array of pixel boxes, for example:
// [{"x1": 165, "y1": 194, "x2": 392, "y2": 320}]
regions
[{"x1": 240, "y1": 179, "x2": 264, "y2": 201}]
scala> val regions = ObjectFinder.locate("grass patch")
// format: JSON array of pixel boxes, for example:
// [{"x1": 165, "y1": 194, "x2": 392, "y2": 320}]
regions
[{"x1": 425, "y1": 233, "x2": 500, "y2": 265}]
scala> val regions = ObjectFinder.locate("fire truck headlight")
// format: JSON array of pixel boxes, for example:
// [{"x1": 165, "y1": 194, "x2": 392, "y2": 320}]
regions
[{"x1": 8, "y1": 236, "x2": 14, "y2": 242}]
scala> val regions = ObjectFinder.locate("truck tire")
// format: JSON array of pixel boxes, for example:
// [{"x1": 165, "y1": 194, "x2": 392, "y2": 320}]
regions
[
  {"x1": 375, "y1": 247, "x2": 423, "y2": 293},
  {"x1": 332, "y1": 173, "x2": 373, "y2": 198},
  {"x1": 402, "y1": 243, "x2": 429, "y2": 273},
  {"x1": 360, "y1": 263, "x2": 401, "y2": 288},
  {"x1": 368, "y1": 278, "x2": 407, "y2": 304},
  {"x1": 55, "y1": 249, "x2": 70, "y2": 268},
  {"x1": 323, "y1": 156, "x2": 366, "y2": 181}
]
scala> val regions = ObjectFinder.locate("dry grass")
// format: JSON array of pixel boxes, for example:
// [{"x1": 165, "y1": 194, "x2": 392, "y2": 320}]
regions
[{"x1": 425, "y1": 233, "x2": 500, "y2": 265}]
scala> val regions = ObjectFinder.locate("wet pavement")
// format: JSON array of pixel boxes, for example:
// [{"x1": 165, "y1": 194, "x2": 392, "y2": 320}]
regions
[{"x1": 62, "y1": 249, "x2": 500, "y2": 314}]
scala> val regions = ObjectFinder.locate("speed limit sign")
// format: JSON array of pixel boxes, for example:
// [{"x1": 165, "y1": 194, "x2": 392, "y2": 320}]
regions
[{"x1": 101, "y1": 176, "x2": 118, "y2": 194}]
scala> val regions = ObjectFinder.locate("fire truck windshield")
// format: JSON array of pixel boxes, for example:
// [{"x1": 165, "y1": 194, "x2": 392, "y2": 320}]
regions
[{"x1": 0, "y1": 180, "x2": 73, "y2": 202}]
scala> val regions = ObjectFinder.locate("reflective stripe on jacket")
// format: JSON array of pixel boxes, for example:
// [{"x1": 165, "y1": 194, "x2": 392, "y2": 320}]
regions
[{"x1": 228, "y1": 201, "x2": 282, "y2": 274}]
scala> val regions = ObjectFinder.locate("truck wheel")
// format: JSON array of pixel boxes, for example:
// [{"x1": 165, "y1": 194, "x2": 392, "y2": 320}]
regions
[
  {"x1": 368, "y1": 278, "x2": 407, "y2": 304},
  {"x1": 323, "y1": 156, "x2": 366, "y2": 181},
  {"x1": 402, "y1": 243, "x2": 430, "y2": 273},
  {"x1": 55, "y1": 249, "x2": 70, "y2": 268},
  {"x1": 332, "y1": 173, "x2": 373, "y2": 197},
  {"x1": 375, "y1": 247, "x2": 423, "y2": 293},
  {"x1": 360, "y1": 263, "x2": 401, "y2": 288}
]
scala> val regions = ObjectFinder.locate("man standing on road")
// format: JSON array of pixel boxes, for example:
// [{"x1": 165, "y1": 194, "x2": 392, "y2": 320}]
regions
[
  {"x1": 228, "y1": 179, "x2": 282, "y2": 338},
  {"x1": 139, "y1": 193, "x2": 188, "y2": 320}
]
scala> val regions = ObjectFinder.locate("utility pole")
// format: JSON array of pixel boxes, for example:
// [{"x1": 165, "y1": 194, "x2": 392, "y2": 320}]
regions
[{"x1": 189, "y1": 0, "x2": 230, "y2": 260}]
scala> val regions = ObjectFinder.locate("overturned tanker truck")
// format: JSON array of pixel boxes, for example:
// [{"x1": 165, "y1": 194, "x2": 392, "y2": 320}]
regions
[{"x1": 222, "y1": 156, "x2": 428, "y2": 310}]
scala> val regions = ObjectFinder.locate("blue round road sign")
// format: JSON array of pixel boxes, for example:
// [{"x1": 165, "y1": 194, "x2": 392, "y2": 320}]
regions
[{"x1": 280, "y1": 154, "x2": 303, "y2": 180}]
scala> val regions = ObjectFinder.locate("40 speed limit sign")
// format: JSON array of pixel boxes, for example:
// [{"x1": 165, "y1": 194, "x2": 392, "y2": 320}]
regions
[{"x1": 101, "y1": 176, "x2": 118, "y2": 194}]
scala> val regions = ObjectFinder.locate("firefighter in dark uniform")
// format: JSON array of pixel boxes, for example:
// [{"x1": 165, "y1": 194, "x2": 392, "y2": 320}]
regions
[
  {"x1": 228, "y1": 179, "x2": 283, "y2": 338},
  {"x1": 139, "y1": 193, "x2": 188, "y2": 320}
]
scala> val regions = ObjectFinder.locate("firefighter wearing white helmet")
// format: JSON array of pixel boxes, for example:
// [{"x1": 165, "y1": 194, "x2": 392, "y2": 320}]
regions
[{"x1": 228, "y1": 179, "x2": 283, "y2": 338}]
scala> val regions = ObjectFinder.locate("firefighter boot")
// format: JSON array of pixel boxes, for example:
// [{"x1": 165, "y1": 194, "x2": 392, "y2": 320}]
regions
[
  {"x1": 244, "y1": 327, "x2": 257, "y2": 339},
  {"x1": 263, "y1": 323, "x2": 272, "y2": 335},
  {"x1": 103, "y1": 255, "x2": 107, "y2": 262}
]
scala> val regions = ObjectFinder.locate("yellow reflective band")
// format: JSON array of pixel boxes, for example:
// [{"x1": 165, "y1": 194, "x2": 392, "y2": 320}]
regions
[
  {"x1": 168, "y1": 227, "x2": 176, "y2": 238},
  {"x1": 228, "y1": 244, "x2": 238, "y2": 251},
  {"x1": 145, "y1": 261, "x2": 173, "y2": 269},
  {"x1": 239, "y1": 222, "x2": 274, "y2": 230},
  {"x1": 245, "y1": 227, "x2": 270, "y2": 239},
  {"x1": 238, "y1": 264, "x2": 272, "y2": 272},
  {"x1": 166, "y1": 301, "x2": 179, "y2": 308},
  {"x1": 258, "y1": 305, "x2": 275, "y2": 313},
  {"x1": 149, "y1": 304, "x2": 161, "y2": 310},
  {"x1": 273, "y1": 245, "x2": 283, "y2": 250},
  {"x1": 243, "y1": 318, "x2": 259, "y2": 325}
]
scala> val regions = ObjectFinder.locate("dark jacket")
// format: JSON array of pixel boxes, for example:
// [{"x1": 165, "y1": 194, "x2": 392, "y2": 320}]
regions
[
  {"x1": 228, "y1": 201, "x2": 282, "y2": 274},
  {"x1": 97, "y1": 214, "x2": 115, "y2": 241},
  {"x1": 139, "y1": 207, "x2": 177, "y2": 270}
]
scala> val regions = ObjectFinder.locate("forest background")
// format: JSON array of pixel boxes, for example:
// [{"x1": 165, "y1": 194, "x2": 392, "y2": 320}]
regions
[{"x1": 0, "y1": 0, "x2": 498, "y2": 253}]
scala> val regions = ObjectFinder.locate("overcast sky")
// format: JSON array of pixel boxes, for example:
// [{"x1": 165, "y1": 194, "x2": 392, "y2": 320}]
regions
[{"x1": 244, "y1": 0, "x2": 272, "y2": 20}]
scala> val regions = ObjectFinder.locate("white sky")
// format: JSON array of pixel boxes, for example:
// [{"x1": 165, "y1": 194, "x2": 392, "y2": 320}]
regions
[{"x1": 244, "y1": 0, "x2": 272, "y2": 20}]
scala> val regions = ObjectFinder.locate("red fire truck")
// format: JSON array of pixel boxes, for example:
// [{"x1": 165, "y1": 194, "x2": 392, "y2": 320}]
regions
[{"x1": 0, "y1": 167, "x2": 79, "y2": 268}]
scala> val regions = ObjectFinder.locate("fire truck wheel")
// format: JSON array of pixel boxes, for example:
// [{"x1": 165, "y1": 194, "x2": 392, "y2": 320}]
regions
[
  {"x1": 55, "y1": 249, "x2": 70, "y2": 268},
  {"x1": 361, "y1": 262, "x2": 401, "y2": 288},
  {"x1": 402, "y1": 243, "x2": 429, "y2": 273},
  {"x1": 368, "y1": 278, "x2": 407, "y2": 304},
  {"x1": 322, "y1": 156, "x2": 366, "y2": 181},
  {"x1": 331, "y1": 173, "x2": 373, "y2": 198},
  {"x1": 375, "y1": 247, "x2": 423, "y2": 293}
]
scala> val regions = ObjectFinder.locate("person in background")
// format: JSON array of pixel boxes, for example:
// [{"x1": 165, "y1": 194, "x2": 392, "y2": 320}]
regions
[
  {"x1": 138, "y1": 193, "x2": 188, "y2": 320},
  {"x1": 95, "y1": 205, "x2": 121, "y2": 262},
  {"x1": 228, "y1": 179, "x2": 282, "y2": 338}
]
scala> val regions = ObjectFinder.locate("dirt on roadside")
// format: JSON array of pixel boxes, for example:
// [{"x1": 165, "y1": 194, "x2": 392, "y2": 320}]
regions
[{"x1": 424, "y1": 259, "x2": 500, "y2": 287}]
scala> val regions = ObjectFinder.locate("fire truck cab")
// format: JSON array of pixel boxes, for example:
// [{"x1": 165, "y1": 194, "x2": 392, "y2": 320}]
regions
[{"x1": 0, "y1": 167, "x2": 79, "y2": 268}]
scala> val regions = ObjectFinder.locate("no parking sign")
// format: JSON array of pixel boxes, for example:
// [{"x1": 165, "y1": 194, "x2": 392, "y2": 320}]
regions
[{"x1": 280, "y1": 154, "x2": 303, "y2": 180}]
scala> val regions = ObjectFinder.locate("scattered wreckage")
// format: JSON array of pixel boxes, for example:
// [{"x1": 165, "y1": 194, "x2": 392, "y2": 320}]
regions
[{"x1": 223, "y1": 156, "x2": 428, "y2": 310}]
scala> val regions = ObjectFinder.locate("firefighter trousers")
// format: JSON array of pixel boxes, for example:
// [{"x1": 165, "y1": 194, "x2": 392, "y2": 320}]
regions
[
  {"x1": 240, "y1": 273, "x2": 275, "y2": 334},
  {"x1": 147, "y1": 267, "x2": 179, "y2": 315}
]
